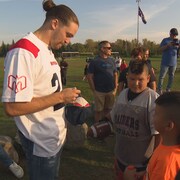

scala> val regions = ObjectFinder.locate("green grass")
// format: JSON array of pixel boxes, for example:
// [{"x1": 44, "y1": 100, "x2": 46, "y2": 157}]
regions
[{"x1": 0, "y1": 56, "x2": 179, "y2": 180}]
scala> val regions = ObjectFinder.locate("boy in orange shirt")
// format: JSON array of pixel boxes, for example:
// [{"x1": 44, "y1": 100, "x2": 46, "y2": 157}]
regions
[{"x1": 144, "y1": 91, "x2": 180, "y2": 180}]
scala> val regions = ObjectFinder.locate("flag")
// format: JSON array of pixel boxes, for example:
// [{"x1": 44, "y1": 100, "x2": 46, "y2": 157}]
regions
[{"x1": 138, "y1": 7, "x2": 147, "y2": 24}]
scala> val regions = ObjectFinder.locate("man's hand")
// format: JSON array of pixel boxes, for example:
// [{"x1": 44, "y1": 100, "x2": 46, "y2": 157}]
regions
[{"x1": 61, "y1": 87, "x2": 81, "y2": 104}]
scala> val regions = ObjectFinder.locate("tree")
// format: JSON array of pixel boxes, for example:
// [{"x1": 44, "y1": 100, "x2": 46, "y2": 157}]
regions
[
  {"x1": 0, "y1": 38, "x2": 161, "y2": 58},
  {"x1": 71, "y1": 43, "x2": 85, "y2": 52},
  {"x1": 84, "y1": 39, "x2": 98, "y2": 53},
  {"x1": 0, "y1": 41, "x2": 7, "y2": 57}
]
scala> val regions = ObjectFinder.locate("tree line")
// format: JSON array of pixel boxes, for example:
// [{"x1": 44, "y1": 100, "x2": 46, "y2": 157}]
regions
[{"x1": 0, "y1": 38, "x2": 161, "y2": 58}]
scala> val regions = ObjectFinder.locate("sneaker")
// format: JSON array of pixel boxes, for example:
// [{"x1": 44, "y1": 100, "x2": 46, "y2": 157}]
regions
[
  {"x1": 166, "y1": 89, "x2": 171, "y2": 92},
  {"x1": 9, "y1": 162, "x2": 24, "y2": 178}
]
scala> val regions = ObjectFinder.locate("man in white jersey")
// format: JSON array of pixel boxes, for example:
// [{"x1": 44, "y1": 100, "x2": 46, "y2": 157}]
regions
[{"x1": 1, "y1": 1, "x2": 80, "y2": 180}]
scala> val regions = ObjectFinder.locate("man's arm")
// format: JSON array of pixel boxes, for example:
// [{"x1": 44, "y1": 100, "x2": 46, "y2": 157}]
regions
[
  {"x1": 4, "y1": 88, "x2": 81, "y2": 117},
  {"x1": 160, "y1": 42, "x2": 173, "y2": 51},
  {"x1": 87, "y1": 73, "x2": 96, "y2": 92},
  {"x1": 114, "y1": 72, "x2": 118, "y2": 93}
]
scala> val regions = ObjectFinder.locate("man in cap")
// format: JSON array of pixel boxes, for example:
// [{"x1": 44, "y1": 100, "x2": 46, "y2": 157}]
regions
[{"x1": 157, "y1": 28, "x2": 180, "y2": 94}]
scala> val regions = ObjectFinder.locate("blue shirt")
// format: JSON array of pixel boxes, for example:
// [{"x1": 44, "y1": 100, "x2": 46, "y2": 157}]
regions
[
  {"x1": 160, "y1": 37, "x2": 179, "y2": 66},
  {"x1": 88, "y1": 56, "x2": 117, "y2": 93}
]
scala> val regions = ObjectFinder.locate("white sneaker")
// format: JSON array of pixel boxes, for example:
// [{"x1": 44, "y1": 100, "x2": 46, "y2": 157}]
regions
[{"x1": 9, "y1": 162, "x2": 24, "y2": 178}]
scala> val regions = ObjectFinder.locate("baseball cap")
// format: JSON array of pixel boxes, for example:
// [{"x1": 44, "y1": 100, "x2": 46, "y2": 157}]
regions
[
  {"x1": 170, "y1": 28, "x2": 178, "y2": 36},
  {"x1": 65, "y1": 96, "x2": 91, "y2": 125}
]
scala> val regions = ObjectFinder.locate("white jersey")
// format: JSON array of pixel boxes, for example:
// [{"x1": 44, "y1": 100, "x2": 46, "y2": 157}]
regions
[
  {"x1": 2, "y1": 32, "x2": 67, "y2": 157},
  {"x1": 110, "y1": 88, "x2": 159, "y2": 166}
]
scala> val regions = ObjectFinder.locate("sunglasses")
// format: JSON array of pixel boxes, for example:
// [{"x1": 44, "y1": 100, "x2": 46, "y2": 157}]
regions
[{"x1": 103, "y1": 47, "x2": 112, "y2": 50}]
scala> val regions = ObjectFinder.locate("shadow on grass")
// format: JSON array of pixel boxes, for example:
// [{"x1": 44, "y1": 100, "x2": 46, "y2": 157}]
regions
[
  {"x1": 60, "y1": 137, "x2": 115, "y2": 180},
  {"x1": 0, "y1": 136, "x2": 115, "y2": 180},
  {"x1": 0, "y1": 102, "x2": 115, "y2": 179}
]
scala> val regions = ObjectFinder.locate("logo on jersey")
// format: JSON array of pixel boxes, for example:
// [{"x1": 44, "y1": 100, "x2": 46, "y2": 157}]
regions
[
  {"x1": 50, "y1": 61, "x2": 58, "y2": 65},
  {"x1": 8, "y1": 75, "x2": 27, "y2": 93}
]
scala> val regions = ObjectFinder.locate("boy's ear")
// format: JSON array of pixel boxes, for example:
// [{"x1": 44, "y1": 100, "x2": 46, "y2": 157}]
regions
[
  {"x1": 165, "y1": 121, "x2": 175, "y2": 131},
  {"x1": 147, "y1": 74, "x2": 150, "y2": 83}
]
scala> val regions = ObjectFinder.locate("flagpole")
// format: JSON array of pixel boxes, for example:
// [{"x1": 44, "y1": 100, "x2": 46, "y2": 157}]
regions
[{"x1": 136, "y1": 0, "x2": 141, "y2": 45}]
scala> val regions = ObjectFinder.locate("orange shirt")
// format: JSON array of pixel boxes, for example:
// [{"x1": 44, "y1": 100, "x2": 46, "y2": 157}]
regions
[{"x1": 144, "y1": 143, "x2": 180, "y2": 180}]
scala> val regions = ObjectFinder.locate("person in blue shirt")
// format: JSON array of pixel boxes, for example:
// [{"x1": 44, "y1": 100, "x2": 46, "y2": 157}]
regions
[
  {"x1": 157, "y1": 28, "x2": 180, "y2": 94},
  {"x1": 87, "y1": 41, "x2": 118, "y2": 122}
]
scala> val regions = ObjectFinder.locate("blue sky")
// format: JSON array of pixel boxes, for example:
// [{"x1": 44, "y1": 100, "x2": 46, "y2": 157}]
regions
[{"x1": 0, "y1": 0, "x2": 180, "y2": 45}]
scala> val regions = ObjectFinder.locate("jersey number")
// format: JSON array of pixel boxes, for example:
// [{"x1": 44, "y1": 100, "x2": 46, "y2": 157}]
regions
[{"x1": 51, "y1": 73, "x2": 64, "y2": 111}]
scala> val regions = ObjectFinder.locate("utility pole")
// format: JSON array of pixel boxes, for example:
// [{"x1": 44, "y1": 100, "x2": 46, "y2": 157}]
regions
[{"x1": 136, "y1": 0, "x2": 141, "y2": 45}]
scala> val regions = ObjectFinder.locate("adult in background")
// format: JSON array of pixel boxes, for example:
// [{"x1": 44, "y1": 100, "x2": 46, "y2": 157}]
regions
[
  {"x1": 115, "y1": 56, "x2": 122, "y2": 73},
  {"x1": 87, "y1": 41, "x2": 118, "y2": 122},
  {"x1": 157, "y1": 28, "x2": 180, "y2": 94},
  {"x1": 82, "y1": 57, "x2": 91, "y2": 81},
  {"x1": 144, "y1": 47, "x2": 157, "y2": 91},
  {"x1": 60, "y1": 57, "x2": 68, "y2": 86},
  {"x1": 1, "y1": 0, "x2": 81, "y2": 179}
]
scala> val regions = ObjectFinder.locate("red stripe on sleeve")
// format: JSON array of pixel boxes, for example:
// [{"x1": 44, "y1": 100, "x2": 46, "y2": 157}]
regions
[{"x1": 9, "y1": 39, "x2": 40, "y2": 58}]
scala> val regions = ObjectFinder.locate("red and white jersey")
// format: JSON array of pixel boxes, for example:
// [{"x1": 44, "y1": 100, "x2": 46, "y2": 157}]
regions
[{"x1": 2, "y1": 32, "x2": 67, "y2": 157}]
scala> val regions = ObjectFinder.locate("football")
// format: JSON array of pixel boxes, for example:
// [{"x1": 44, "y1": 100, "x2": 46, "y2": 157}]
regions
[{"x1": 87, "y1": 119, "x2": 114, "y2": 140}]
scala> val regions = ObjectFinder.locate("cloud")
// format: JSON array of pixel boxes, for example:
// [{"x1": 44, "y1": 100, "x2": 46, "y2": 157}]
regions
[
  {"x1": 73, "y1": 0, "x2": 179, "y2": 43},
  {"x1": 0, "y1": 0, "x2": 17, "y2": 1},
  {"x1": 0, "y1": 0, "x2": 179, "y2": 44}
]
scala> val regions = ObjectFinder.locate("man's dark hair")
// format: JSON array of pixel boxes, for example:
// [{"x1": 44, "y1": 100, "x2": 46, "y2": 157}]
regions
[
  {"x1": 170, "y1": 28, "x2": 178, "y2": 36},
  {"x1": 128, "y1": 60, "x2": 149, "y2": 75},
  {"x1": 43, "y1": 0, "x2": 79, "y2": 26},
  {"x1": 98, "y1": 40, "x2": 110, "y2": 50}
]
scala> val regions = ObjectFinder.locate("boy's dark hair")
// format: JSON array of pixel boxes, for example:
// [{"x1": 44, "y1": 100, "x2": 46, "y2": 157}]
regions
[
  {"x1": 155, "y1": 91, "x2": 180, "y2": 125},
  {"x1": 128, "y1": 60, "x2": 149, "y2": 75},
  {"x1": 155, "y1": 91, "x2": 180, "y2": 106},
  {"x1": 130, "y1": 47, "x2": 144, "y2": 59}
]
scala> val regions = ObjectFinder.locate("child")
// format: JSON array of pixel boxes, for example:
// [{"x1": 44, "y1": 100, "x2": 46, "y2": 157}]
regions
[
  {"x1": 119, "y1": 59, "x2": 127, "y2": 73},
  {"x1": 144, "y1": 91, "x2": 180, "y2": 180},
  {"x1": 110, "y1": 60, "x2": 160, "y2": 179}
]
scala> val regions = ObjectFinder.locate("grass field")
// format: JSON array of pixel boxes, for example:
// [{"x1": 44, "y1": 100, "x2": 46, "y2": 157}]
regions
[{"x1": 0, "y1": 56, "x2": 179, "y2": 180}]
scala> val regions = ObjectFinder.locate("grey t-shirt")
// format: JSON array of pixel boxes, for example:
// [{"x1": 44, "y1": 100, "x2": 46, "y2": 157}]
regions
[{"x1": 110, "y1": 88, "x2": 159, "y2": 167}]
